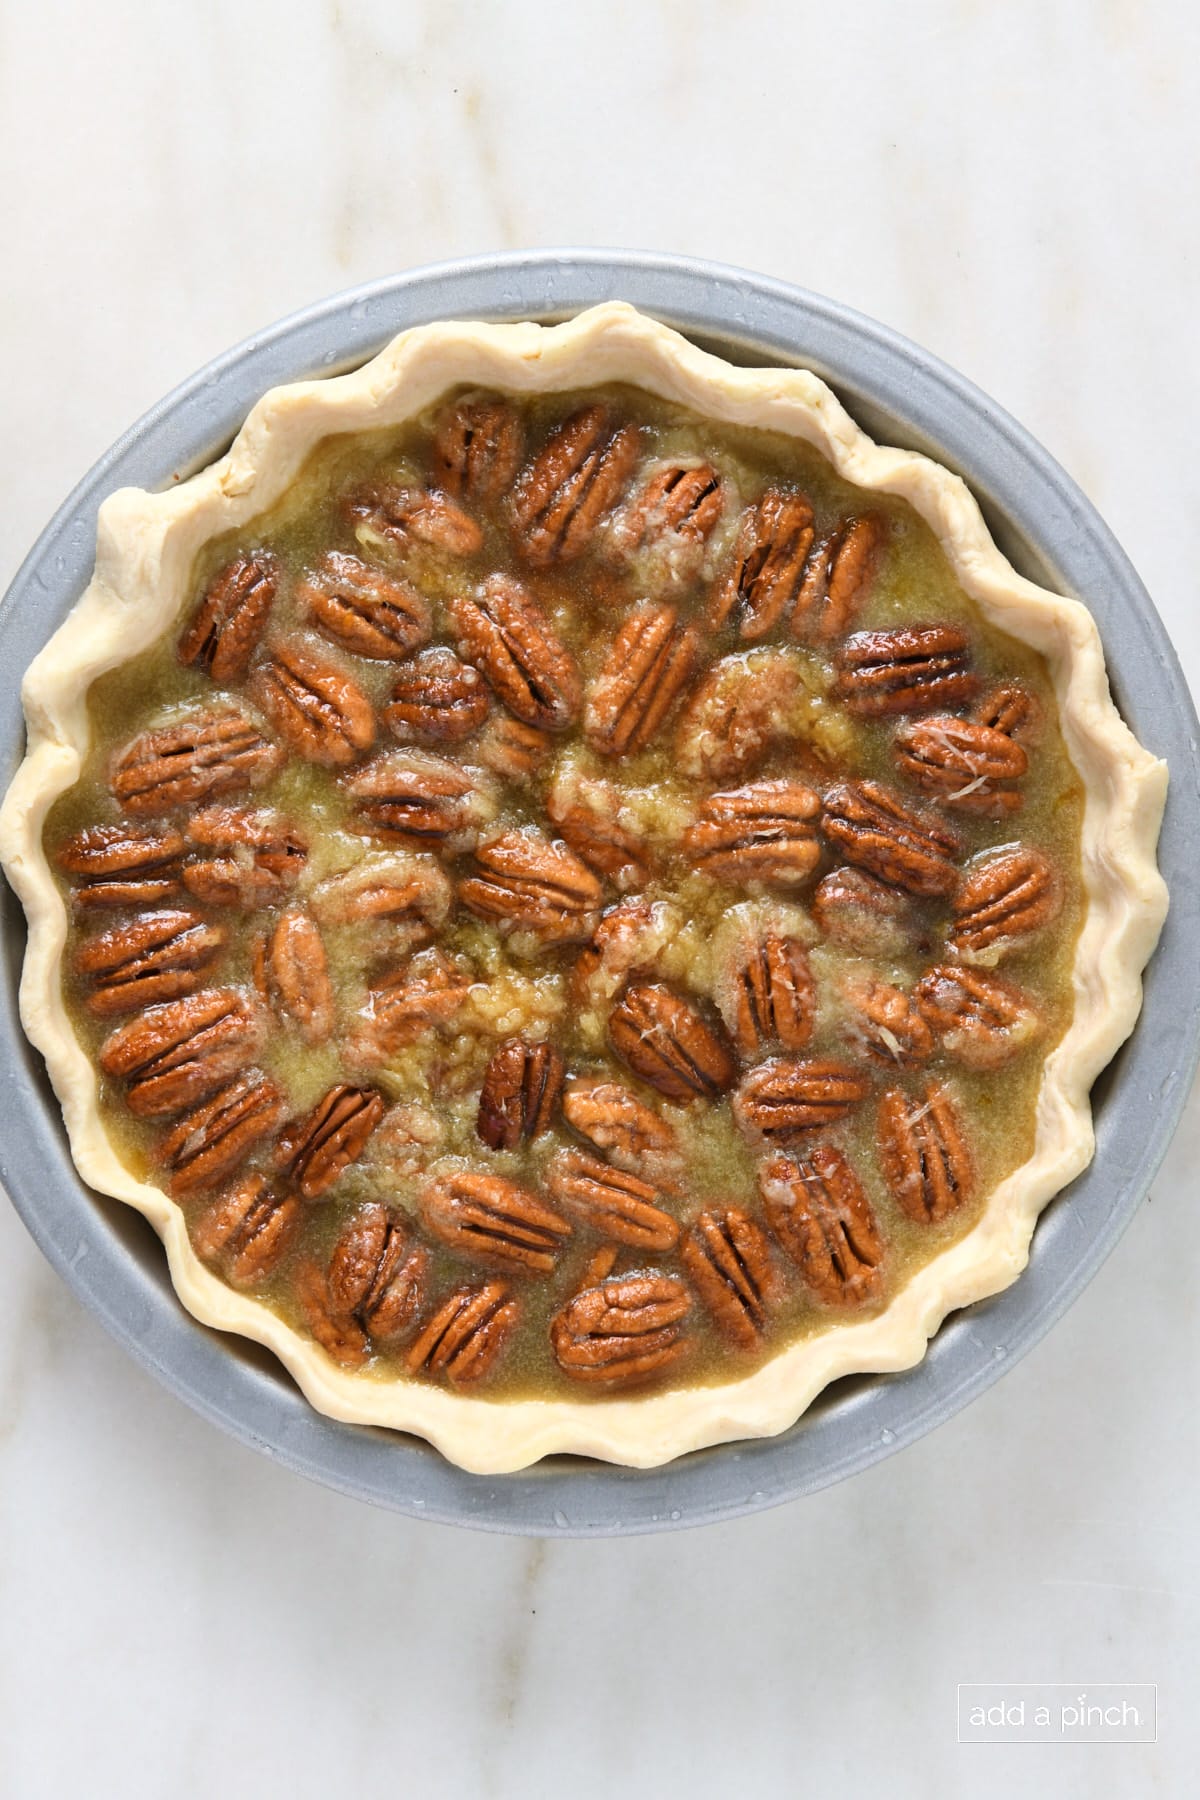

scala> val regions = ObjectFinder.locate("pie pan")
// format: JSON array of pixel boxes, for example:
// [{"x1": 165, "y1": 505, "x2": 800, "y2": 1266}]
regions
[{"x1": 1, "y1": 250, "x2": 1196, "y2": 1534}]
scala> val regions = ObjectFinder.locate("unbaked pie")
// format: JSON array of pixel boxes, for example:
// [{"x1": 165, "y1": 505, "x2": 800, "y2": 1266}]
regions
[{"x1": 0, "y1": 305, "x2": 1167, "y2": 1471}]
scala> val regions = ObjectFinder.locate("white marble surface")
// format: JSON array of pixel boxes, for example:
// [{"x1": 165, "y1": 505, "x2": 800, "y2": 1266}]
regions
[{"x1": 1, "y1": 2, "x2": 1197, "y2": 1793}]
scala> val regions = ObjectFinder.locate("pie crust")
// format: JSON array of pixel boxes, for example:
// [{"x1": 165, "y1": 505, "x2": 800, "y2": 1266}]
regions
[{"x1": 0, "y1": 303, "x2": 1168, "y2": 1473}]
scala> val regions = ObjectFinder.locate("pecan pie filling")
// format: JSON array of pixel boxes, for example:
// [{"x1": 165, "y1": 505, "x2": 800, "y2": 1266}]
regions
[{"x1": 44, "y1": 384, "x2": 1085, "y2": 1402}]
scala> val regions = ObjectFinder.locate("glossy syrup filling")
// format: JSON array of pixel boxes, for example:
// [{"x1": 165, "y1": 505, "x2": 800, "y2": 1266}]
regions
[{"x1": 45, "y1": 383, "x2": 1085, "y2": 1402}]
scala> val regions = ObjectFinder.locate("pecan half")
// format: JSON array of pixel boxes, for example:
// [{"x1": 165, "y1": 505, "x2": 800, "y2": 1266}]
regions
[
  {"x1": 382, "y1": 647, "x2": 490, "y2": 744},
  {"x1": 608, "y1": 981, "x2": 736, "y2": 1102},
  {"x1": 792, "y1": 514, "x2": 886, "y2": 643},
  {"x1": 111, "y1": 709, "x2": 281, "y2": 815},
  {"x1": 716, "y1": 932, "x2": 815, "y2": 1058},
  {"x1": 570, "y1": 897, "x2": 681, "y2": 1011},
  {"x1": 75, "y1": 909, "x2": 226, "y2": 1016},
  {"x1": 681, "y1": 1208, "x2": 780, "y2": 1347},
  {"x1": 406, "y1": 1280, "x2": 520, "y2": 1385},
  {"x1": 759, "y1": 1146, "x2": 884, "y2": 1307},
  {"x1": 250, "y1": 642, "x2": 375, "y2": 767},
  {"x1": 256, "y1": 906, "x2": 335, "y2": 1045},
  {"x1": 732, "y1": 1057, "x2": 870, "y2": 1142},
  {"x1": 951, "y1": 847, "x2": 1062, "y2": 961},
  {"x1": 475, "y1": 712, "x2": 552, "y2": 783},
  {"x1": 432, "y1": 393, "x2": 525, "y2": 507},
  {"x1": 327, "y1": 1202, "x2": 428, "y2": 1341},
  {"x1": 832, "y1": 626, "x2": 979, "y2": 716},
  {"x1": 545, "y1": 769, "x2": 651, "y2": 890},
  {"x1": 311, "y1": 853, "x2": 451, "y2": 949},
  {"x1": 347, "y1": 948, "x2": 471, "y2": 1065},
  {"x1": 708, "y1": 488, "x2": 815, "y2": 638},
  {"x1": 56, "y1": 823, "x2": 185, "y2": 908},
  {"x1": 177, "y1": 551, "x2": 278, "y2": 682},
  {"x1": 511, "y1": 405, "x2": 640, "y2": 566},
  {"x1": 974, "y1": 681, "x2": 1042, "y2": 745},
  {"x1": 459, "y1": 829, "x2": 602, "y2": 943},
  {"x1": 583, "y1": 602, "x2": 700, "y2": 756},
  {"x1": 915, "y1": 965, "x2": 1042, "y2": 1069},
  {"x1": 277, "y1": 1084, "x2": 385, "y2": 1199},
  {"x1": 347, "y1": 749, "x2": 495, "y2": 851},
  {"x1": 841, "y1": 974, "x2": 933, "y2": 1067},
  {"x1": 420, "y1": 1169, "x2": 572, "y2": 1274},
  {"x1": 545, "y1": 1148, "x2": 680, "y2": 1252},
  {"x1": 476, "y1": 1038, "x2": 565, "y2": 1150},
  {"x1": 192, "y1": 1173, "x2": 300, "y2": 1287},
  {"x1": 877, "y1": 1082, "x2": 973, "y2": 1222},
  {"x1": 346, "y1": 481, "x2": 483, "y2": 557},
  {"x1": 182, "y1": 806, "x2": 307, "y2": 907},
  {"x1": 298, "y1": 551, "x2": 432, "y2": 660},
  {"x1": 683, "y1": 778, "x2": 822, "y2": 887},
  {"x1": 811, "y1": 864, "x2": 914, "y2": 958},
  {"x1": 893, "y1": 715, "x2": 1027, "y2": 816},
  {"x1": 562, "y1": 1076, "x2": 682, "y2": 1180},
  {"x1": 161, "y1": 1070, "x2": 286, "y2": 1197},
  {"x1": 675, "y1": 649, "x2": 807, "y2": 783},
  {"x1": 551, "y1": 1272, "x2": 691, "y2": 1385},
  {"x1": 448, "y1": 573, "x2": 581, "y2": 731},
  {"x1": 608, "y1": 461, "x2": 725, "y2": 588},
  {"x1": 99, "y1": 987, "x2": 262, "y2": 1116},
  {"x1": 294, "y1": 1259, "x2": 369, "y2": 1368},
  {"x1": 822, "y1": 780, "x2": 961, "y2": 897}
]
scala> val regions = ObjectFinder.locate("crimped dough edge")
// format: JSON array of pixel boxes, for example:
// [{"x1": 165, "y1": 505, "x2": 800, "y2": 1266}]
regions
[{"x1": 0, "y1": 303, "x2": 1168, "y2": 1474}]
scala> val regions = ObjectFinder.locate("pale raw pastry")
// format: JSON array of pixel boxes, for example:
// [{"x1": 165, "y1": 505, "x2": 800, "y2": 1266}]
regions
[{"x1": 0, "y1": 304, "x2": 1167, "y2": 1473}]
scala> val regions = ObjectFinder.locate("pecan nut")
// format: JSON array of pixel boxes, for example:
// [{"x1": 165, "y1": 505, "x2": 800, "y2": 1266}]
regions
[
  {"x1": 347, "y1": 749, "x2": 496, "y2": 851},
  {"x1": 382, "y1": 647, "x2": 490, "y2": 744},
  {"x1": 327, "y1": 1202, "x2": 428, "y2": 1341},
  {"x1": 832, "y1": 626, "x2": 979, "y2": 716},
  {"x1": 791, "y1": 514, "x2": 885, "y2": 643},
  {"x1": 708, "y1": 488, "x2": 815, "y2": 638},
  {"x1": 607, "y1": 981, "x2": 736, "y2": 1102},
  {"x1": 347, "y1": 948, "x2": 471, "y2": 1065},
  {"x1": 277, "y1": 1084, "x2": 386, "y2": 1199},
  {"x1": 294, "y1": 1259, "x2": 369, "y2": 1368},
  {"x1": 841, "y1": 974, "x2": 933, "y2": 1067},
  {"x1": 811, "y1": 864, "x2": 914, "y2": 958},
  {"x1": 449, "y1": 573, "x2": 581, "y2": 731},
  {"x1": 551, "y1": 1272, "x2": 691, "y2": 1385},
  {"x1": 675, "y1": 649, "x2": 807, "y2": 783},
  {"x1": 950, "y1": 847, "x2": 1061, "y2": 962},
  {"x1": 583, "y1": 602, "x2": 700, "y2": 756},
  {"x1": 192, "y1": 1173, "x2": 300, "y2": 1287},
  {"x1": 893, "y1": 714, "x2": 1027, "y2": 816},
  {"x1": 256, "y1": 906, "x2": 335, "y2": 1046},
  {"x1": 182, "y1": 806, "x2": 307, "y2": 907},
  {"x1": 406, "y1": 1280, "x2": 521, "y2": 1385},
  {"x1": 570, "y1": 897, "x2": 681, "y2": 1012},
  {"x1": 298, "y1": 551, "x2": 432, "y2": 660},
  {"x1": 250, "y1": 642, "x2": 375, "y2": 767},
  {"x1": 99, "y1": 987, "x2": 262, "y2": 1116},
  {"x1": 56, "y1": 823, "x2": 185, "y2": 908},
  {"x1": 545, "y1": 769, "x2": 651, "y2": 891},
  {"x1": 715, "y1": 931, "x2": 815, "y2": 1058},
  {"x1": 914, "y1": 965, "x2": 1042, "y2": 1069},
  {"x1": 111, "y1": 709, "x2": 281, "y2": 815},
  {"x1": 607, "y1": 461, "x2": 725, "y2": 588},
  {"x1": 74, "y1": 909, "x2": 226, "y2": 1016},
  {"x1": 877, "y1": 1082, "x2": 973, "y2": 1222},
  {"x1": 732, "y1": 1056, "x2": 870, "y2": 1141},
  {"x1": 974, "y1": 681, "x2": 1042, "y2": 744},
  {"x1": 431, "y1": 394, "x2": 525, "y2": 508},
  {"x1": 345, "y1": 481, "x2": 483, "y2": 558},
  {"x1": 476, "y1": 1038, "x2": 565, "y2": 1150},
  {"x1": 475, "y1": 712, "x2": 552, "y2": 783},
  {"x1": 161, "y1": 1070, "x2": 287, "y2": 1197},
  {"x1": 420, "y1": 1169, "x2": 572, "y2": 1274},
  {"x1": 544, "y1": 1148, "x2": 680, "y2": 1252},
  {"x1": 459, "y1": 829, "x2": 602, "y2": 943},
  {"x1": 511, "y1": 405, "x2": 640, "y2": 566},
  {"x1": 177, "y1": 551, "x2": 278, "y2": 682},
  {"x1": 759, "y1": 1145, "x2": 884, "y2": 1306},
  {"x1": 822, "y1": 779, "x2": 961, "y2": 897},
  {"x1": 310, "y1": 853, "x2": 451, "y2": 948},
  {"x1": 683, "y1": 778, "x2": 822, "y2": 887},
  {"x1": 561, "y1": 1075, "x2": 682, "y2": 1181},
  {"x1": 680, "y1": 1208, "x2": 781, "y2": 1347}
]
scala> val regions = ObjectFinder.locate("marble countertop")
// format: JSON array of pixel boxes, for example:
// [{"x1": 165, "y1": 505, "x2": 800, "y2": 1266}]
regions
[{"x1": 1, "y1": 2, "x2": 1196, "y2": 1794}]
